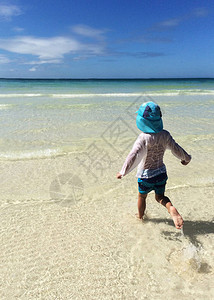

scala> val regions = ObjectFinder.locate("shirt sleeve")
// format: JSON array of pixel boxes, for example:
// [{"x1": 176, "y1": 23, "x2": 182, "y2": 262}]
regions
[
  {"x1": 119, "y1": 135, "x2": 145, "y2": 177},
  {"x1": 166, "y1": 133, "x2": 191, "y2": 162}
]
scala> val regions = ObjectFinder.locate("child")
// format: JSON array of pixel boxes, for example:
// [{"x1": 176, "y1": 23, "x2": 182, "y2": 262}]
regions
[{"x1": 116, "y1": 101, "x2": 191, "y2": 229}]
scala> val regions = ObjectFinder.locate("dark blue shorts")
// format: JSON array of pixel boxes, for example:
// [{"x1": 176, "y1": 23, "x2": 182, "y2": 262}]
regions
[{"x1": 138, "y1": 172, "x2": 168, "y2": 195}]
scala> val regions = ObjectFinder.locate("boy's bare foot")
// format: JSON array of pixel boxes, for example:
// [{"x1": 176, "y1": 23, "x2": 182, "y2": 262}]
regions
[
  {"x1": 135, "y1": 213, "x2": 143, "y2": 220},
  {"x1": 169, "y1": 206, "x2": 184, "y2": 229},
  {"x1": 135, "y1": 213, "x2": 148, "y2": 221}
]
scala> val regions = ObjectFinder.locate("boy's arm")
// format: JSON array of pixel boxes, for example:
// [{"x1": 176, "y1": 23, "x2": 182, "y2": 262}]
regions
[
  {"x1": 117, "y1": 135, "x2": 145, "y2": 178},
  {"x1": 166, "y1": 133, "x2": 191, "y2": 164}
]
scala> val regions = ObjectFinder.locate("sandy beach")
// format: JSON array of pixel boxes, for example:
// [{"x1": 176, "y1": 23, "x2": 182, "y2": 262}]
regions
[
  {"x1": 0, "y1": 79, "x2": 214, "y2": 299},
  {"x1": 0, "y1": 148, "x2": 214, "y2": 299}
]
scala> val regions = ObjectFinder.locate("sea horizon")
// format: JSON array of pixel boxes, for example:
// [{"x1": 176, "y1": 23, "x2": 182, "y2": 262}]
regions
[{"x1": 0, "y1": 77, "x2": 214, "y2": 80}]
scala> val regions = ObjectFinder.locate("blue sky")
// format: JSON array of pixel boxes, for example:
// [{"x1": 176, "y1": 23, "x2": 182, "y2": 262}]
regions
[{"x1": 0, "y1": 0, "x2": 213, "y2": 78}]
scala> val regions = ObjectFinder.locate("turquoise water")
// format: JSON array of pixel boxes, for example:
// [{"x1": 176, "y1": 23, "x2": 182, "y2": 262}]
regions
[
  {"x1": 1, "y1": 78, "x2": 214, "y2": 93},
  {"x1": 0, "y1": 78, "x2": 213, "y2": 159}
]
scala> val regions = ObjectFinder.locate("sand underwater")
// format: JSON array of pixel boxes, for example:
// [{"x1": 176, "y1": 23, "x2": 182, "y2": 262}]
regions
[{"x1": 0, "y1": 79, "x2": 214, "y2": 299}]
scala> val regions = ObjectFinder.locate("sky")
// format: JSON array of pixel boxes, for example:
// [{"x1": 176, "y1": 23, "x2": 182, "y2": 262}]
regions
[{"x1": 0, "y1": 0, "x2": 213, "y2": 78}]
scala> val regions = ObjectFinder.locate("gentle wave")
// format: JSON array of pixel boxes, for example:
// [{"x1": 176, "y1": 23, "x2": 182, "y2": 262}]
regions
[
  {"x1": 51, "y1": 90, "x2": 214, "y2": 98},
  {"x1": 0, "y1": 104, "x2": 17, "y2": 109},
  {"x1": 0, "y1": 94, "x2": 43, "y2": 98},
  {"x1": 0, "y1": 90, "x2": 214, "y2": 98},
  {"x1": 0, "y1": 148, "x2": 66, "y2": 161}
]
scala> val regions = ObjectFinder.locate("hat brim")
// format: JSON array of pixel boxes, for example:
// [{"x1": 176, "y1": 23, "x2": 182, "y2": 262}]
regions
[{"x1": 136, "y1": 115, "x2": 163, "y2": 133}]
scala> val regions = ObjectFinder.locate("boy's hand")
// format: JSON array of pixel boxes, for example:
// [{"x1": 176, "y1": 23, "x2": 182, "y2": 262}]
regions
[
  {"x1": 117, "y1": 173, "x2": 122, "y2": 179},
  {"x1": 181, "y1": 160, "x2": 189, "y2": 165}
]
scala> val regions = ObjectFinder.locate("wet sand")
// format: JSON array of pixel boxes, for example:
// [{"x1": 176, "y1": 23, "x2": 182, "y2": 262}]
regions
[{"x1": 0, "y1": 151, "x2": 213, "y2": 299}]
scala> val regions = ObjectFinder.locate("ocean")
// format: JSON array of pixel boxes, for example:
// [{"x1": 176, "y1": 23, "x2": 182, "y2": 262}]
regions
[
  {"x1": 0, "y1": 78, "x2": 214, "y2": 299},
  {"x1": 0, "y1": 78, "x2": 214, "y2": 158}
]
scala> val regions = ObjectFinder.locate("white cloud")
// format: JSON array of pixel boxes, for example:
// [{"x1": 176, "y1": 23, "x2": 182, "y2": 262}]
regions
[
  {"x1": 71, "y1": 24, "x2": 106, "y2": 40},
  {"x1": 158, "y1": 18, "x2": 180, "y2": 28},
  {"x1": 192, "y1": 8, "x2": 209, "y2": 17},
  {"x1": 0, "y1": 35, "x2": 104, "y2": 61},
  {"x1": 73, "y1": 56, "x2": 88, "y2": 61},
  {"x1": 149, "y1": 7, "x2": 209, "y2": 32},
  {"x1": 13, "y1": 27, "x2": 24, "y2": 32},
  {"x1": 25, "y1": 59, "x2": 62, "y2": 65},
  {"x1": 0, "y1": 54, "x2": 11, "y2": 64},
  {"x1": 150, "y1": 18, "x2": 181, "y2": 31},
  {"x1": 0, "y1": 4, "x2": 22, "y2": 20},
  {"x1": 29, "y1": 67, "x2": 37, "y2": 72}
]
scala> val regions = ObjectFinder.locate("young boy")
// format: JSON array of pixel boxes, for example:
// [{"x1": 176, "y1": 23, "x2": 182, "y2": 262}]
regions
[{"x1": 116, "y1": 101, "x2": 191, "y2": 229}]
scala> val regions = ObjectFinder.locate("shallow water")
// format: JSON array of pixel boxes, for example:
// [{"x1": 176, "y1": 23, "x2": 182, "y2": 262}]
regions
[{"x1": 0, "y1": 79, "x2": 213, "y2": 299}]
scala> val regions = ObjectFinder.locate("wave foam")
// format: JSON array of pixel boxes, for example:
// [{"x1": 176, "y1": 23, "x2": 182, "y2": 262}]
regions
[
  {"x1": 0, "y1": 94, "x2": 43, "y2": 98},
  {"x1": 0, "y1": 90, "x2": 214, "y2": 98},
  {"x1": 0, "y1": 104, "x2": 16, "y2": 109},
  {"x1": 0, "y1": 148, "x2": 66, "y2": 161}
]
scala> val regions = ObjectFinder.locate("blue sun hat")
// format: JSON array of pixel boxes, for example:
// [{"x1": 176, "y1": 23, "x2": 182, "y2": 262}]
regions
[{"x1": 136, "y1": 101, "x2": 163, "y2": 133}]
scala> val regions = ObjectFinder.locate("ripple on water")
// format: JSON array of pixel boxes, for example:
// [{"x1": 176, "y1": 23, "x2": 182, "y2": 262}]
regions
[{"x1": 168, "y1": 241, "x2": 212, "y2": 280}]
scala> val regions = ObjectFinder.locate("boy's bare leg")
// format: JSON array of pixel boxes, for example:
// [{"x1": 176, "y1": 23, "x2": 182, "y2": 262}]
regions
[
  {"x1": 137, "y1": 193, "x2": 147, "y2": 219},
  {"x1": 155, "y1": 194, "x2": 184, "y2": 229}
]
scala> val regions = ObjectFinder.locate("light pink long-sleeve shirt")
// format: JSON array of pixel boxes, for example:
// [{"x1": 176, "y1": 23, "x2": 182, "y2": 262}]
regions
[{"x1": 120, "y1": 130, "x2": 191, "y2": 178}]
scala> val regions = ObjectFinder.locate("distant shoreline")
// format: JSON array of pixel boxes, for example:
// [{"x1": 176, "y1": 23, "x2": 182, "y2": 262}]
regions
[{"x1": 0, "y1": 77, "x2": 214, "y2": 81}]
